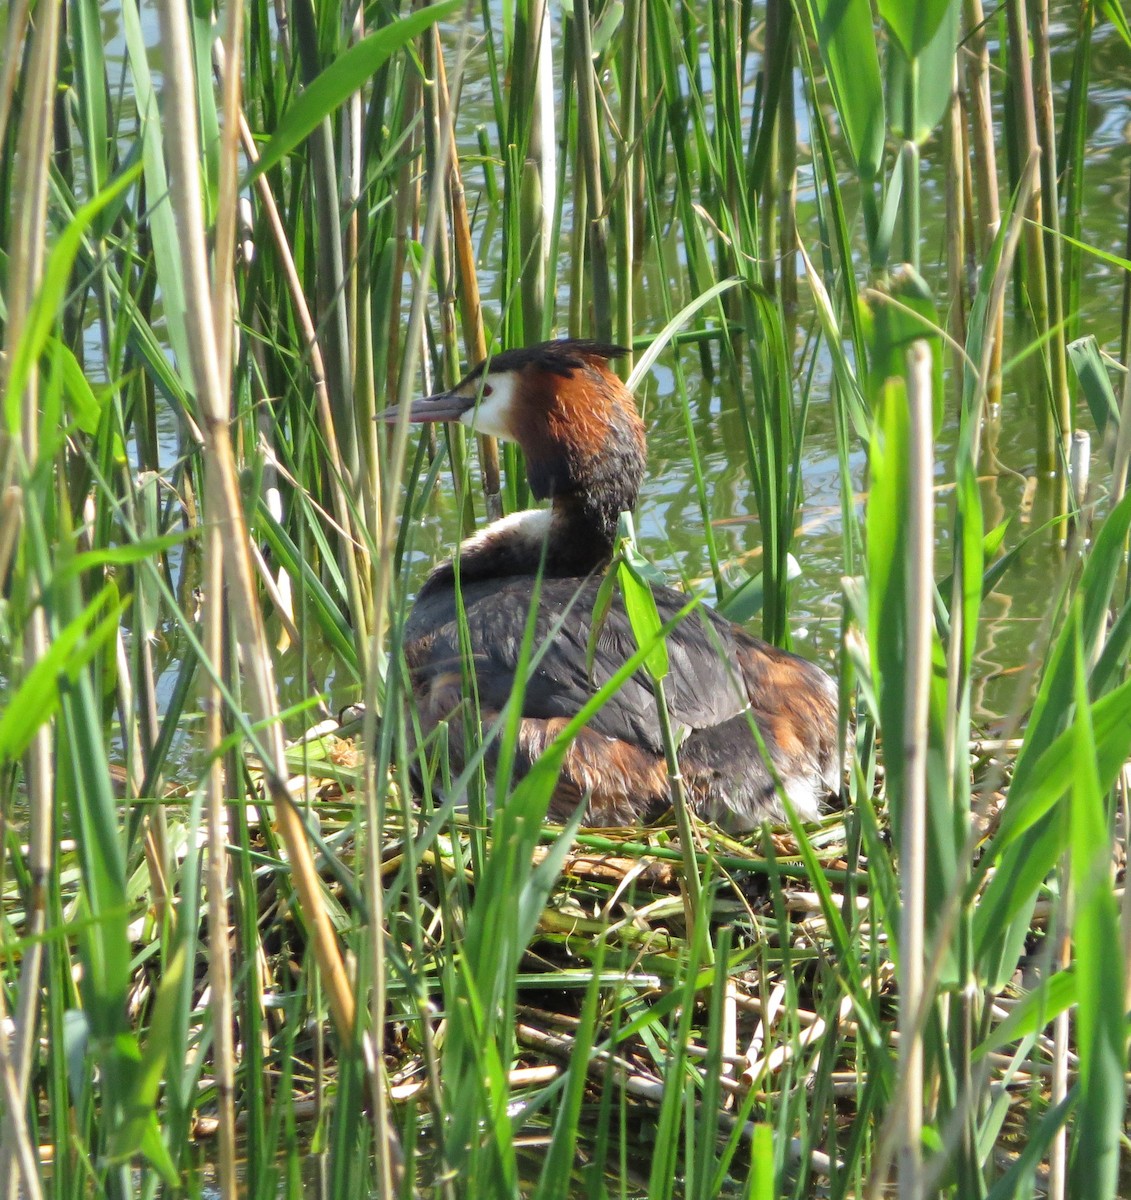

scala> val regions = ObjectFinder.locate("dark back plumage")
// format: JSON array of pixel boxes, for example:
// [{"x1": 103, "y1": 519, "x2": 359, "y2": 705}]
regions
[{"x1": 399, "y1": 338, "x2": 841, "y2": 830}]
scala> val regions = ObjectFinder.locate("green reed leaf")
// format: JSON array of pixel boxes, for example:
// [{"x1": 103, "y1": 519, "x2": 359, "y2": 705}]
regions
[
  {"x1": 1099, "y1": 0, "x2": 1131, "y2": 49},
  {"x1": 878, "y1": 0, "x2": 953, "y2": 60},
  {"x1": 859, "y1": 265, "x2": 944, "y2": 429},
  {"x1": 885, "y1": 0, "x2": 962, "y2": 142},
  {"x1": 4, "y1": 167, "x2": 139, "y2": 437},
  {"x1": 617, "y1": 553, "x2": 669, "y2": 683},
  {"x1": 1067, "y1": 614, "x2": 1125, "y2": 1200},
  {"x1": 975, "y1": 970, "x2": 1076, "y2": 1059},
  {"x1": 248, "y1": 0, "x2": 461, "y2": 184},
  {"x1": 1068, "y1": 334, "x2": 1120, "y2": 435},
  {"x1": 0, "y1": 585, "x2": 129, "y2": 762},
  {"x1": 803, "y1": 0, "x2": 885, "y2": 182}
]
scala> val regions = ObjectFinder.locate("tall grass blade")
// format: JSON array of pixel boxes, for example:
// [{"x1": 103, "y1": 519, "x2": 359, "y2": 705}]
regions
[
  {"x1": 1068, "y1": 334, "x2": 1120, "y2": 439},
  {"x1": 973, "y1": 491, "x2": 1131, "y2": 984},
  {"x1": 879, "y1": 0, "x2": 953, "y2": 58},
  {"x1": 1066, "y1": 614, "x2": 1125, "y2": 1200},
  {"x1": 800, "y1": 0, "x2": 885, "y2": 246},
  {"x1": 885, "y1": 0, "x2": 962, "y2": 144}
]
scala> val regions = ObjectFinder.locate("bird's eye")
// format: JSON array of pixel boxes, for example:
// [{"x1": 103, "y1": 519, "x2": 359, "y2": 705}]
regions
[{"x1": 481, "y1": 384, "x2": 493, "y2": 397}]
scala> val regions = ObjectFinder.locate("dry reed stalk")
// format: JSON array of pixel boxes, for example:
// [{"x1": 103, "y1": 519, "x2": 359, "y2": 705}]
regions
[
  {"x1": 969, "y1": 154, "x2": 1038, "y2": 470},
  {"x1": 343, "y1": 5, "x2": 364, "y2": 392},
  {"x1": 894, "y1": 343, "x2": 936, "y2": 1199},
  {"x1": 1031, "y1": 0, "x2": 1071, "y2": 481},
  {"x1": 114, "y1": 632, "x2": 171, "y2": 928},
  {"x1": 0, "y1": 0, "x2": 30, "y2": 155},
  {"x1": 573, "y1": 0, "x2": 612, "y2": 341},
  {"x1": 0, "y1": 0, "x2": 62, "y2": 1190},
  {"x1": 743, "y1": 987, "x2": 855, "y2": 1088},
  {"x1": 215, "y1": 41, "x2": 373, "y2": 662},
  {"x1": 292, "y1": 0, "x2": 358, "y2": 484},
  {"x1": 204, "y1": 525, "x2": 238, "y2": 1200},
  {"x1": 760, "y1": 0, "x2": 785, "y2": 298},
  {"x1": 777, "y1": 22, "x2": 798, "y2": 318},
  {"x1": 962, "y1": 0, "x2": 1003, "y2": 413},
  {"x1": 156, "y1": 0, "x2": 403, "y2": 1185},
  {"x1": 389, "y1": 1064, "x2": 560, "y2": 1102},
  {"x1": 569, "y1": 173, "x2": 588, "y2": 333},
  {"x1": 434, "y1": 45, "x2": 501, "y2": 518},
  {"x1": 721, "y1": 978, "x2": 738, "y2": 1103},
  {"x1": 519, "y1": 0, "x2": 553, "y2": 340},
  {"x1": 286, "y1": 2, "x2": 375, "y2": 628},
  {"x1": 944, "y1": 65, "x2": 971, "y2": 798},
  {"x1": 517, "y1": 1011, "x2": 842, "y2": 1184},
  {"x1": 946, "y1": 65, "x2": 968, "y2": 381},
  {"x1": 440, "y1": 37, "x2": 487, "y2": 367},
  {"x1": 208, "y1": 2, "x2": 246, "y2": 1184},
  {"x1": 241, "y1": 202, "x2": 298, "y2": 652},
  {"x1": 422, "y1": 28, "x2": 475, "y2": 537},
  {"x1": 961, "y1": 110, "x2": 977, "y2": 281},
  {"x1": 1123, "y1": 158, "x2": 1131, "y2": 365},
  {"x1": 617, "y1": 0, "x2": 640, "y2": 356},
  {"x1": 385, "y1": 66, "x2": 422, "y2": 406},
  {"x1": 342, "y1": 8, "x2": 384, "y2": 551},
  {"x1": 1006, "y1": 0, "x2": 1060, "y2": 481},
  {"x1": 422, "y1": 34, "x2": 457, "y2": 374},
  {"x1": 0, "y1": 1006, "x2": 40, "y2": 1200},
  {"x1": 1048, "y1": 881, "x2": 1072, "y2": 1200},
  {"x1": 249, "y1": 540, "x2": 316, "y2": 671},
  {"x1": 367, "y1": 23, "x2": 478, "y2": 1197},
  {"x1": 0, "y1": 487, "x2": 19, "y2": 590}
]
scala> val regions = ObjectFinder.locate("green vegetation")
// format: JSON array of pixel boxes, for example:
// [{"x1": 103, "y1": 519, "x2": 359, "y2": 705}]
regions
[{"x1": 1, "y1": 0, "x2": 1130, "y2": 1195}]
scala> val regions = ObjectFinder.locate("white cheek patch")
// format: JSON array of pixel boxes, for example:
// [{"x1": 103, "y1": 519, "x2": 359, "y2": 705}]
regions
[{"x1": 459, "y1": 371, "x2": 516, "y2": 440}]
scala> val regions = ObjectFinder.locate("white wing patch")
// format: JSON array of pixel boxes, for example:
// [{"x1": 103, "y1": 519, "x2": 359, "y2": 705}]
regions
[{"x1": 457, "y1": 508, "x2": 554, "y2": 557}]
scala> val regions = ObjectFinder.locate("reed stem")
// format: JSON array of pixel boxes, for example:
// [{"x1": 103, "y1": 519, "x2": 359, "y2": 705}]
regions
[
  {"x1": 0, "y1": 0, "x2": 61, "y2": 1187},
  {"x1": 572, "y1": 0, "x2": 612, "y2": 341},
  {"x1": 896, "y1": 340, "x2": 935, "y2": 1200},
  {"x1": 1006, "y1": 0, "x2": 1058, "y2": 481}
]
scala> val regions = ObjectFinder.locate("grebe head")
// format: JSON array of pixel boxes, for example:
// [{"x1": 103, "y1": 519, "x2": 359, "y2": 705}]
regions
[{"x1": 384, "y1": 340, "x2": 646, "y2": 528}]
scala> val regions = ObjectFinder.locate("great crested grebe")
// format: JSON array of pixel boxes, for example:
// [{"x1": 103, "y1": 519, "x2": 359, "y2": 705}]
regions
[{"x1": 384, "y1": 339, "x2": 840, "y2": 832}]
